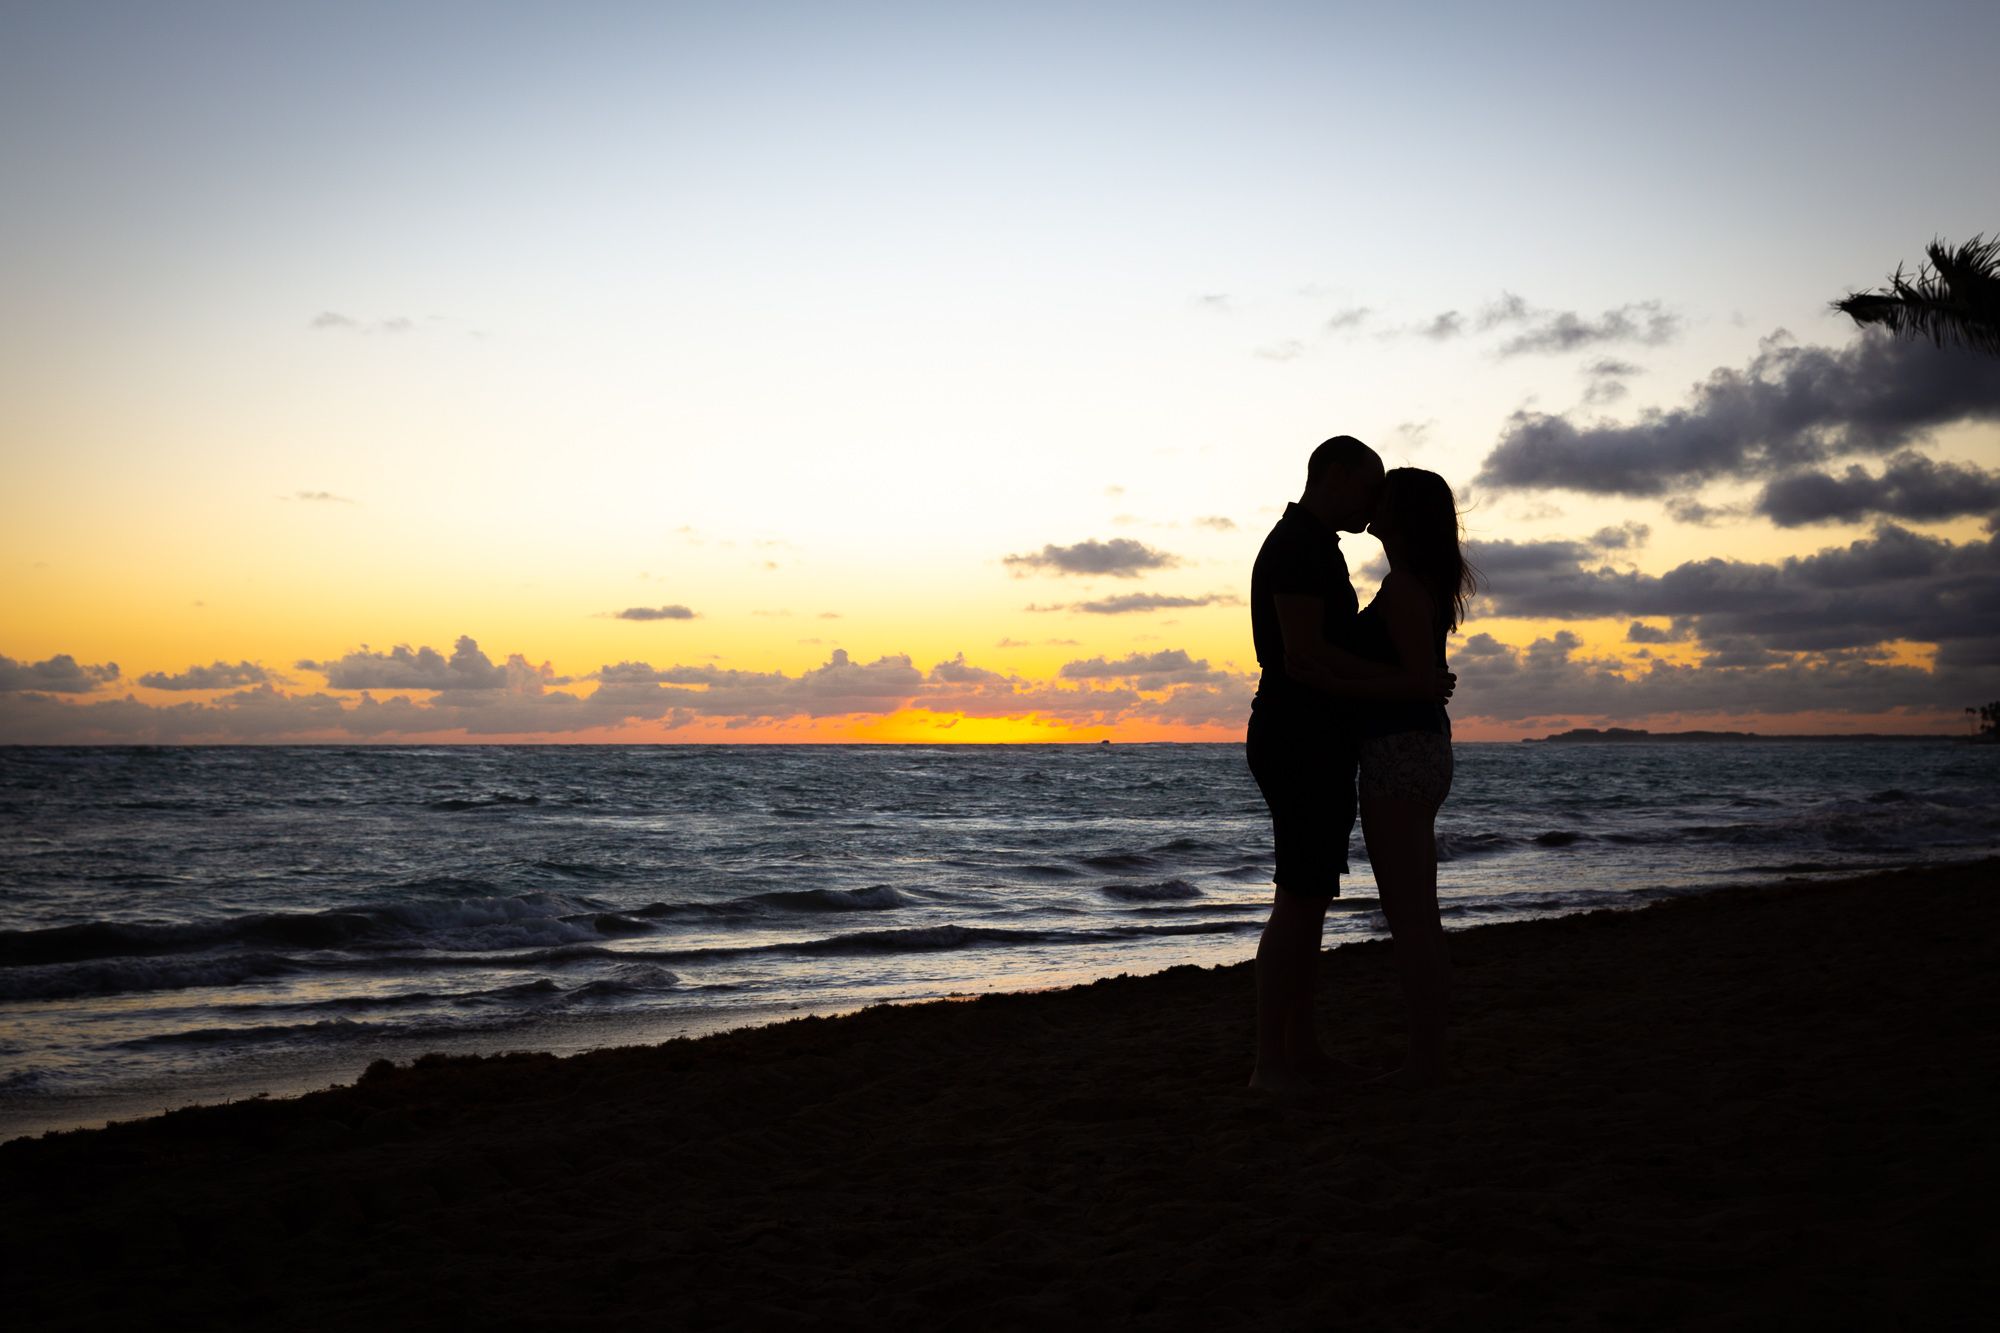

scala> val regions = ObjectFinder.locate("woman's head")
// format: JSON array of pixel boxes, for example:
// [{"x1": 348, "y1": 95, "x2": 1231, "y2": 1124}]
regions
[{"x1": 1370, "y1": 468, "x2": 1480, "y2": 631}]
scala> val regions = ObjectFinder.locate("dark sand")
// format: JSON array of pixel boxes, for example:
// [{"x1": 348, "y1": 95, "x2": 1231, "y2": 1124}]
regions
[{"x1": 5, "y1": 861, "x2": 1994, "y2": 1330}]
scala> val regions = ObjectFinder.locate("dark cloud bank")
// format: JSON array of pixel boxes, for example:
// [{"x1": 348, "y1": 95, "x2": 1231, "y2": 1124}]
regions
[
  {"x1": 1477, "y1": 331, "x2": 2000, "y2": 519},
  {"x1": 1462, "y1": 520, "x2": 2000, "y2": 719},
  {"x1": 0, "y1": 640, "x2": 1256, "y2": 742},
  {"x1": 1447, "y1": 327, "x2": 2000, "y2": 720}
]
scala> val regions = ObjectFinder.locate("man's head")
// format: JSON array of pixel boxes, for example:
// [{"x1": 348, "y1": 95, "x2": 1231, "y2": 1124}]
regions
[{"x1": 1303, "y1": 435, "x2": 1384, "y2": 532}]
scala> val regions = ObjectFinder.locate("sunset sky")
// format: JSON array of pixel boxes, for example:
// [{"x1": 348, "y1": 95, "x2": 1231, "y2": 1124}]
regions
[{"x1": 4, "y1": 0, "x2": 1998, "y2": 742}]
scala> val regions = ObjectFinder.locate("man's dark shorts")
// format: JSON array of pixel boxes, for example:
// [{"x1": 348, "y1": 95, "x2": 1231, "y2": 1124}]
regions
[{"x1": 1245, "y1": 705, "x2": 1356, "y2": 899}]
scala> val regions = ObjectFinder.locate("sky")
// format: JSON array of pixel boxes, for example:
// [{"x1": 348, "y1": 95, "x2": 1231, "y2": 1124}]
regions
[{"x1": 4, "y1": 0, "x2": 1998, "y2": 743}]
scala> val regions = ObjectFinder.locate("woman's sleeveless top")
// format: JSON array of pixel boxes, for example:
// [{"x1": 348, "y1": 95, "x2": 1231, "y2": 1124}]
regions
[{"x1": 1349, "y1": 590, "x2": 1450, "y2": 739}]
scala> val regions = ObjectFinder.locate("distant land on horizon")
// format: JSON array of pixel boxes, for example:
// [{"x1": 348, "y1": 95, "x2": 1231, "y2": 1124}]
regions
[{"x1": 1526, "y1": 727, "x2": 1976, "y2": 744}]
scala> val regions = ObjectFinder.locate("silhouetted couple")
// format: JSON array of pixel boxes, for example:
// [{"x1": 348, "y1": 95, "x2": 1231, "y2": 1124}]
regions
[{"x1": 1246, "y1": 435, "x2": 1474, "y2": 1098}]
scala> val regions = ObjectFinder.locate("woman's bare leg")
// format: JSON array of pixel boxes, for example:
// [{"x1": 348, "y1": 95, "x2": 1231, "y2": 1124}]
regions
[{"x1": 1361, "y1": 795, "x2": 1451, "y2": 1085}]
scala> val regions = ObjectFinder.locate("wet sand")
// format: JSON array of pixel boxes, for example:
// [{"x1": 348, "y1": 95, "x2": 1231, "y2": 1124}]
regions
[{"x1": 4, "y1": 860, "x2": 1993, "y2": 1329}]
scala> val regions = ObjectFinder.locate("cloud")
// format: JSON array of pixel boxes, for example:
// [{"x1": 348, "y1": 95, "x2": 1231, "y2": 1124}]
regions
[
  {"x1": 1253, "y1": 340, "x2": 1305, "y2": 361},
  {"x1": 1070, "y1": 592, "x2": 1241, "y2": 615},
  {"x1": 1508, "y1": 499, "x2": 1566, "y2": 522},
  {"x1": 928, "y1": 653, "x2": 1008, "y2": 685},
  {"x1": 1470, "y1": 522, "x2": 2000, "y2": 657},
  {"x1": 1580, "y1": 357, "x2": 1643, "y2": 405},
  {"x1": 303, "y1": 635, "x2": 512, "y2": 690},
  {"x1": 1193, "y1": 294, "x2": 1232, "y2": 312},
  {"x1": 1057, "y1": 650, "x2": 1225, "y2": 685},
  {"x1": 0, "y1": 653, "x2": 119, "y2": 693},
  {"x1": 1395, "y1": 420, "x2": 1436, "y2": 449},
  {"x1": 1324, "y1": 306, "x2": 1371, "y2": 331},
  {"x1": 591, "y1": 662, "x2": 713, "y2": 684},
  {"x1": 1193, "y1": 515, "x2": 1236, "y2": 531},
  {"x1": 1451, "y1": 628, "x2": 1991, "y2": 726},
  {"x1": 1418, "y1": 311, "x2": 1464, "y2": 341},
  {"x1": 1477, "y1": 292, "x2": 1533, "y2": 329},
  {"x1": 1477, "y1": 332, "x2": 2000, "y2": 497},
  {"x1": 137, "y1": 661, "x2": 273, "y2": 691},
  {"x1": 1495, "y1": 301, "x2": 1680, "y2": 357},
  {"x1": 614, "y1": 605, "x2": 697, "y2": 621},
  {"x1": 1624, "y1": 619, "x2": 1694, "y2": 644},
  {"x1": 289, "y1": 490, "x2": 355, "y2": 503},
  {"x1": 1755, "y1": 451, "x2": 2000, "y2": 527},
  {"x1": 309, "y1": 311, "x2": 415, "y2": 334},
  {"x1": 1664, "y1": 496, "x2": 1737, "y2": 525},
  {"x1": 1589, "y1": 522, "x2": 1650, "y2": 550},
  {"x1": 1002, "y1": 538, "x2": 1179, "y2": 578},
  {"x1": 1, "y1": 640, "x2": 1269, "y2": 741}
]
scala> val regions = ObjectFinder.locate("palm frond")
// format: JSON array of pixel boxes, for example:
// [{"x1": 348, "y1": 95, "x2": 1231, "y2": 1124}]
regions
[{"x1": 1832, "y1": 232, "x2": 2000, "y2": 357}]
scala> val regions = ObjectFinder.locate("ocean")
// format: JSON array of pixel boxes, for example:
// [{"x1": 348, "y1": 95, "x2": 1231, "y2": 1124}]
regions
[{"x1": 3, "y1": 741, "x2": 1995, "y2": 1138}]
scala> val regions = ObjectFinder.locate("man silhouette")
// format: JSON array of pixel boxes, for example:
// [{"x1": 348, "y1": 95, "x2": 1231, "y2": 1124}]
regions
[{"x1": 1245, "y1": 435, "x2": 1453, "y2": 1096}]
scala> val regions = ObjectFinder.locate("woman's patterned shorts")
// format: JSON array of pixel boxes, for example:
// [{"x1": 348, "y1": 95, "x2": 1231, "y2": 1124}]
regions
[{"x1": 1358, "y1": 731, "x2": 1453, "y2": 807}]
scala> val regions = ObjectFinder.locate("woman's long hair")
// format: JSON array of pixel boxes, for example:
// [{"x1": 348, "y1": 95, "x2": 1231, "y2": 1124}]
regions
[{"x1": 1377, "y1": 468, "x2": 1480, "y2": 632}]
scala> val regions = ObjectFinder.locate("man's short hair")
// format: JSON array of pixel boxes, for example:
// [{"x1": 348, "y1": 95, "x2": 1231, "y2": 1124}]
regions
[{"x1": 1307, "y1": 435, "x2": 1381, "y2": 482}]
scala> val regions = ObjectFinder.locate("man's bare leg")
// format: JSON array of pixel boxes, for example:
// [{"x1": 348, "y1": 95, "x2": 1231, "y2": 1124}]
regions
[{"x1": 1250, "y1": 886, "x2": 1333, "y2": 1096}]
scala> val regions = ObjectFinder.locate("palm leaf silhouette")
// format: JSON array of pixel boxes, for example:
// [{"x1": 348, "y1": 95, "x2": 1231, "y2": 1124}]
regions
[{"x1": 1833, "y1": 233, "x2": 2000, "y2": 357}]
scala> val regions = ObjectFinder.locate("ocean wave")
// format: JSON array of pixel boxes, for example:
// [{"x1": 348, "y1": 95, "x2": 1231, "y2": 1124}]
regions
[
  {"x1": 565, "y1": 964, "x2": 681, "y2": 1001},
  {"x1": 1100, "y1": 879, "x2": 1203, "y2": 902},
  {"x1": 205, "y1": 977, "x2": 568, "y2": 1018},
  {"x1": 659, "y1": 918, "x2": 1255, "y2": 963},
  {"x1": 114, "y1": 1017, "x2": 396, "y2": 1049},
  {"x1": 633, "y1": 884, "x2": 913, "y2": 921},
  {"x1": 750, "y1": 885, "x2": 912, "y2": 912},
  {"x1": 0, "y1": 1067, "x2": 60, "y2": 1095},
  {"x1": 330, "y1": 943, "x2": 645, "y2": 972},
  {"x1": 1147, "y1": 836, "x2": 1226, "y2": 855},
  {"x1": 1434, "y1": 832, "x2": 1518, "y2": 861},
  {"x1": 566, "y1": 912, "x2": 654, "y2": 935},
  {"x1": 424, "y1": 792, "x2": 541, "y2": 812},
  {"x1": 1015, "y1": 864, "x2": 1088, "y2": 880},
  {"x1": 0, "y1": 952, "x2": 303, "y2": 1001},
  {"x1": 0, "y1": 891, "x2": 617, "y2": 969},
  {"x1": 1076, "y1": 852, "x2": 1162, "y2": 872}
]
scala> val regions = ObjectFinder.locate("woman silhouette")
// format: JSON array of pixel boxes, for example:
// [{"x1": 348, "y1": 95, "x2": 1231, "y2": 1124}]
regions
[{"x1": 1351, "y1": 468, "x2": 1477, "y2": 1087}]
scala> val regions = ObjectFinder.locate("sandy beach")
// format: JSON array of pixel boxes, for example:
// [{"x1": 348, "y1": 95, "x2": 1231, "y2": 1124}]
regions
[{"x1": 4, "y1": 859, "x2": 1993, "y2": 1330}]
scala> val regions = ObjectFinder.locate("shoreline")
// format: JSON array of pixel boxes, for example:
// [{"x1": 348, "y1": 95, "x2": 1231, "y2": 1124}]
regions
[
  {"x1": 4, "y1": 857, "x2": 1992, "y2": 1327},
  {"x1": 1, "y1": 854, "x2": 1970, "y2": 1144}
]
